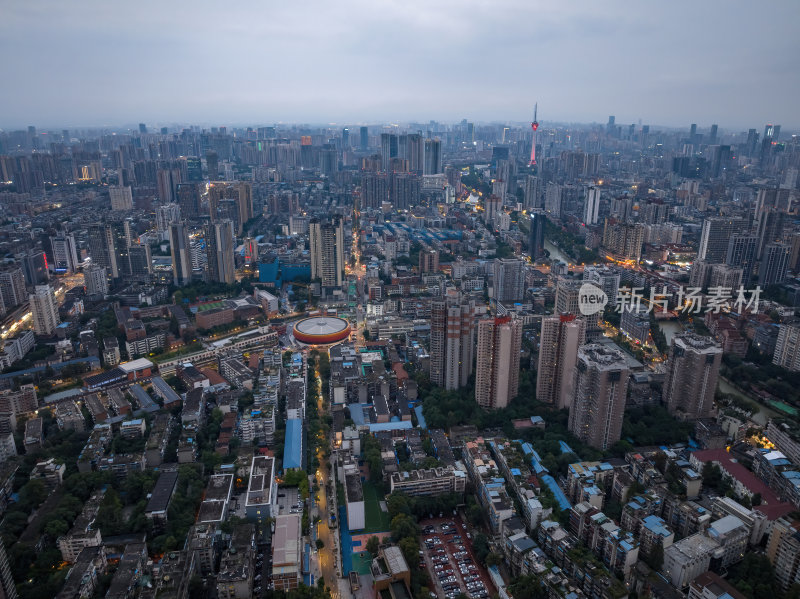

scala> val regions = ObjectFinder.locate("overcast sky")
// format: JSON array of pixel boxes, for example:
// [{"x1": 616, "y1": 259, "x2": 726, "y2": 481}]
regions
[{"x1": 1, "y1": 0, "x2": 798, "y2": 131}]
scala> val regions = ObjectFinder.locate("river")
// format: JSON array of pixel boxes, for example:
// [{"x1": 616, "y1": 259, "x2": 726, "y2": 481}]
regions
[
  {"x1": 545, "y1": 240, "x2": 571, "y2": 264},
  {"x1": 654, "y1": 320, "x2": 779, "y2": 425},
  {"x1": 657, "y1": 320, "x2": 683, "y2": 344}
]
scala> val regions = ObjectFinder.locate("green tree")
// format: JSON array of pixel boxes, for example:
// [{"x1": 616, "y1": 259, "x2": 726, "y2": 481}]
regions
[
  {"x1": 19, "y1": 479, "x2": 48, "y2": 508},
  {"x1": 646, "y1": 543, "x2": 664, "y2": 571},
  {"x1": 398, "y1": 536, "x2": 419, "y2": 568},
  {"x1": 508, "y1": 575, "x2": 548, "y2": 599},
  {"x1": 366, "y1": 535, "x2": 380, "y2": 557},
  {"x1": 386, "y1": 493, "x2": 412, "y2": 518},
  {"x1": 728, "y1": 553, "x2": 777, "y2": 599},
  {"x1": 472, "y1": 533, "x2": 490, "y2": 563},
  {"x1": 390, "y1": 513, "x2": 419, "y2": 542},
  {"x1": 43, "y1": 519, "x2": 69, "y2": 538},
  {"x1": 486, "y1": 552, "x2": 503, "y2": 567}
]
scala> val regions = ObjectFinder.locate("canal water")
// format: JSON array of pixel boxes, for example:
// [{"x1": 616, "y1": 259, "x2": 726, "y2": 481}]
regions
[
  {"x1": 654, "y1": 319, "x2": 779, "y2": 425},
  {"x1": 545, "y1": 240, "x2": 571, "y2": 265}
]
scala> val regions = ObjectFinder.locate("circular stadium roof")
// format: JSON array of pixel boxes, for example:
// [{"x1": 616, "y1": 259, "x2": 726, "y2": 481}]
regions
[{"x1": 292, "y1": 316, "x2": 351, "y2": 345}]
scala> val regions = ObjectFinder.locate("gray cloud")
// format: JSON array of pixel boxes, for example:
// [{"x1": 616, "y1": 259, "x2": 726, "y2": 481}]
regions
[{"x1": 1, "y1": 0, "x2": 798, "y2": 129}]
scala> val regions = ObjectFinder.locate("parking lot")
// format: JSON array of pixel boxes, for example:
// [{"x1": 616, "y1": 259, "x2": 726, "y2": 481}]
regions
[
  {"x1": 275, "y1": 487, "x2": 302, "y2": 515},
  {"x1": 419, "y1": 517, "x2": 494, "y2": 599}
]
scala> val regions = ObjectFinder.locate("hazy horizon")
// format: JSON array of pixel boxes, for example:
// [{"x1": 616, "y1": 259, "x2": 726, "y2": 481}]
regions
[{"x1": 2, "y1": 0, "x2": 799, "y2": 131}]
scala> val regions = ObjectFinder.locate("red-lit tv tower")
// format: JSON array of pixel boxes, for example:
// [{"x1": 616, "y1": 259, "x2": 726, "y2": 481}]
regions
[{"x1": 529, "y1": 103, "x2": 539, "y2": 167}]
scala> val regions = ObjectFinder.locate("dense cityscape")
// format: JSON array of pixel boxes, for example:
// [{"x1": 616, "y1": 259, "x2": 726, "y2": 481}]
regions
[
  {"x1": 0, "y1": 112, "x2": 798, "y2": 599},
  {"x1": 2, "y1": 3, "x2": 800, "y2": 599}
]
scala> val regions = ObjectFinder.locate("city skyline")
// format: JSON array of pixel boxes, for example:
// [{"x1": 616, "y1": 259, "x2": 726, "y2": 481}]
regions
[{"x1": 2, "y1": 1, "x2": 799, "y2": 129}]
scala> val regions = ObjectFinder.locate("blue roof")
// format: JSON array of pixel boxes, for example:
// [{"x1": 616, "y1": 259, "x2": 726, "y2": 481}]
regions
[
  {"x1": 558, "y1": 441, "x2": 576, "y2": 455},
  {"x1": 349, "y1": 404, "x2": 368, "y2": 425},
  {"x1": 541, "y1": 474, "x2": 571, "y2": 511},
  {"x1": 368, "y1": 421, "x2": 413, "y2": 432},
  {"x1": 642, "y1": 515, "x2": 671, "y2": 537},
  {"x1": 130, "y1": 384, "x2": 158, "y2": 411},
  {"x1": 284, "y1": 419, "x2": 303, "y2": 470},
  {"x1": 520, "y1": 442, "x2": 535, "y2": 455}
]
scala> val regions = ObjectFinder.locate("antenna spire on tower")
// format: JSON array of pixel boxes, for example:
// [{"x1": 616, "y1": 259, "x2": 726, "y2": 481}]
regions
[{"x1": 529, "y1": 103, "x2": 539, "y2": 166}]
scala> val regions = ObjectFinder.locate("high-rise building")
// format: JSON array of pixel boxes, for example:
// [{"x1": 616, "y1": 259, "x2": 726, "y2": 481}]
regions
[
  {"x1": 767, "y1": 518, "x2": 800, "y2": 592},
  {"x1": 110, "y1": 221, "x2": 131, "y2": 279},
  {"x1": 29, "y1": 285, "x2": 59, "y2": 336},
  {"x1": 620, "y1": 305, "x2": 650, "y2": 345},
  {"x1": 380, "y1": 134, "x2": 398, "y2": 170},
  {"x1": 389, "y1": 173, "x2": 420, "y2": 210},
  {"x1": 20, "y1": 251, "x2": 49, "y2": 286},
  {"x1": 537, "y1": 314, "x2": 586, "y2": 409},
  {"x1": 0, "y1": 538, "x2": 18, "y2": 599},
  {"x1": 773, "y1": 323, "x2": 800, "y2": 372},
  {"x1": 556, "y1": 278, "x2": 600, "y2": 338},
  {"x1": 309, "y1": 217, "x2": 345, "y2": 288},
  {"x1": 708, "y1": 264, "x2": 742, "y2": 291},
  {"x1": 319, "y1": 144, "x2": 337, "y2": 177},
  {"x1": 582, "y1": 266, "x2": 620, "y2": 305},
  {"x1": 755, "y1": 209, "x2": 786, "y2": 259},
  {"x1": 190, "y1": 240, "x2": 207, "y2": 271},
  {"x1": 555, "y1": 279, "x2": 581, "y2": 313},
  {"x1": 206, "y1": 220, "x2": 236, "y2": 284},
  {"x1": 169, "y1": 223, "x2": 192, "y2": 286},
  {"x1": 206, "y1": 150, "x2": 219, "y2": 180},
  {"x1": 236, "y1": 183, "x2": 253, "y2": 235},
  {"x1": 176, "y1": 183, "x2": 201, "y2": 219},
  {"x1": 156, "y1": 167, "x2": 181, "y2": 204},
  {"x1": 109, "y1": 185, "x2": 133, "y2": 211},
  {"x1": 359, "y1": 126, "x2": 369, "y2": 152},
  {"x1": 419, "y1": 249, "x2": 439, "y2": 274},
  {"x1": 0, "y1": 268, "x2": 27, "y2": 309},
  {"x1": 84, "y1": 265, "x2": 108, "y2": 297},
  {"x1": 545, "y1": 182, "x2": 562, "y2": 217},
  {"x1": 523, "y1": 175, "x2": 542, "y2": 209},
  {"x1": 185, "y1": 156, "x2": 202, "y2": 182},
  {"x1": 708, "y1": 124, "x2": 719, "y2": 145},
  {"x1": 568, "y1": 343, "x2": 630, "y2": 450},
  {"x1": 361, "y1": 174, "x2": 389, "y2": 209},
  {"x1": 725, "y1": 235, "x2": 758, "y2": 285},
  {"x1": 584, "y1": 186, "x2": 601, "y2": 225},
  {"x1": 493, "y1": 258, "x2": 526, "y2": 304},
  {"x1": 759, "y1": 243, "x2": 790, "y2": 286},
  {"x1": 51, "y1": 233, "x2": 79, "y2": 273},
  {"x1": 662, "y1": 333, "x2": 722, "y2": 420},
  {"x1": 156, "y1": 203, "x2": 181, "y2": 233},
  {"x1": 698, "y1": 217, "x2": 746, "y2": 263},
  {"x1": 405, "y1": 133, "x2": 424, "y2": 173},
  {"x1": 424, "y1": 139, "x2": 442, "y2": 175},
  {"x1": 87, "y1": 223, "x2": 115, "y2": 278},
  {"x1": 127, "y1": 245, "x2": 152, "y2": 280},
  {"x1": 602, "y1": 220, "x2": 646, "y2": 261},
  {"x1": 764, "y1": 124, "x2": 781, "y2": 141},
  {"x1": 475, "y1": 316, "x2": 522, "y2": 410},
  {"x1": 528, "y1": 211, "x2": 546, "y2": 261},
  {"x1": 429, "y1": 296, "x2": 475, "y2": 390}
]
